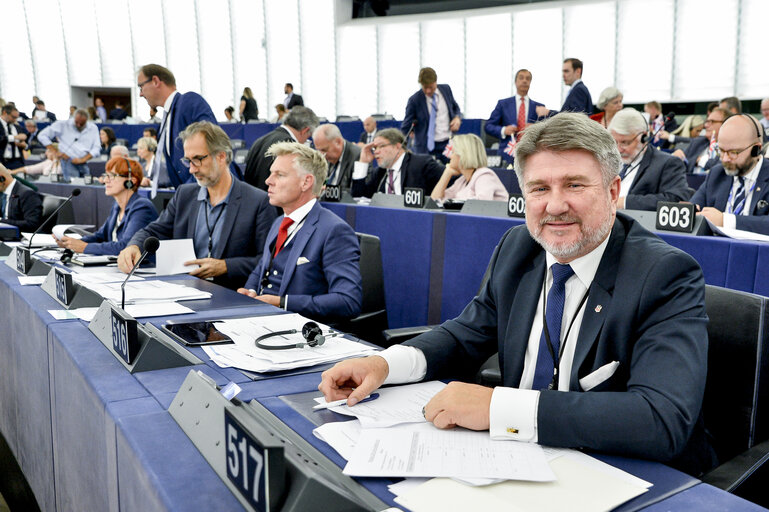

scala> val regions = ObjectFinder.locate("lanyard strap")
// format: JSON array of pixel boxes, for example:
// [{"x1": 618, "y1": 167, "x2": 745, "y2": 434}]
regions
[{"x1": 204, "y1": 203, "x2": 225, "y2": 257}]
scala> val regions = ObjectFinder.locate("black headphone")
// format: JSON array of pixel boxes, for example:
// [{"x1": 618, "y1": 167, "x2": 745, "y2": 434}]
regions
[
  {"x1": 60, "y1": 248, "x2": 74, "y2": 264},
  {"x1": 0, "y1": 175, "x2": 6, "y2": 183},
  {"x1": 636, "y1": 109, "x2": 650, "y2": 144},
  {"x1": 254, "y1": 321, "x2": 343, "y2": 350},
  {"x1": 122, "y1": 158, "x2": 135, "y2": 189},
  {"x1": 738, "y1": 114, "x2": 763, "y2": 158}
]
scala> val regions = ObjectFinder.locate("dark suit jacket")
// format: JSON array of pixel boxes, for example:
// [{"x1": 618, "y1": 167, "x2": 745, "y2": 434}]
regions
[
  {"x1": 561, "y1": 81, "x2": 593, "y2": 114},
  {"x1": 286, "y1": 94, "x2": 304, "y2": 109},
  {"x1": 108, "y1": 108, "x2": 128, "y2": 121},
  {"x1": 405, "y1": 214, "x2": 713, "y2": 475},
  {"x1": 128, "y1": 180, "x2": 277, "y2": 289},
  {"x1": 682, "y1": 136, "x2": 719, "y2": 173},
  {"x1": 485, "y1": 96, "x2": 545, "y2": 162},
  {"x1": 1, "y1": 121, "x2": 28, "y2": 168},
  {"x1": 163, "y1": 92, "x2": 218, "y2": 188},
  {"x1": 624, "y1": 148, "x2": 691, "y2": 211},
  {"x1": 359, "y1": 130, "x2": 377, "y2": 144},
  {"x1": 331, "y1": 141, "x2": 362, "y2": 190},
  {"x1": 2, "y1": 180, "x2": 43, "y2": 232},
  {"x1": 401, "y1": 84, "x2": 462, "y2": 154},
  {"x1": 243, "y1": 126, "x2": 294, "y2": 191},
  {"x1": 690, "y1": 158, "x2": 769, "y2": 235},
  {"x1": 351, "y1": 152, "x2": 444, "y2": 198},
  {"x1": 82, "y1": 193, "x2": 158, "y2": 255},
  {"x1": 244, "y1": 201, "x2": 362, "y2": 322}
]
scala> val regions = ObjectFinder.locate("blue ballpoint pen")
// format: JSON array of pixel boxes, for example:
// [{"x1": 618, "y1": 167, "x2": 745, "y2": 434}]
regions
[{"x1": 313, "y1": 393, "x2": 380, "y2": 411}]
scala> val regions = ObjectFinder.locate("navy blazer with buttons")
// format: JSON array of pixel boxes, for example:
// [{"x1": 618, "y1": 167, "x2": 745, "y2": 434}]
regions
[
  {"x1": 624, "y1": 147, "x2": 691, "y2": 211},
  {"x1": 690, "y1": 158, "x2": 769, "y2": 235},
  {"x1": 561, "y1": 81, "x2": 593, "y2": 114},
  {"x1": 681, "y1": 136, "x2": 720, "y2": 173},
  {"x1": 128, "y1": 179, "x2": 277, "y2": 290},
  {"x1": 163, "y1": 91, "x2": 218, "y2": 188},
  {"x1": 2, "y1": 180, "x2": 42, "y2": 232},
  {"x1": 485, "y1": 96, "x2": 545, "y2": 162},
  {"x1": 403, "y1": 214, "x2": 713, "y2": 475},
  {"x1": 82, "y1": 193, "x2": 158, "y2": 255},
  {"x1": 401, "y1": 84, "x2": 462, "y2": 154},
  {"x1": 244, "y1": 201, "x2": 362, "y2": 322}
]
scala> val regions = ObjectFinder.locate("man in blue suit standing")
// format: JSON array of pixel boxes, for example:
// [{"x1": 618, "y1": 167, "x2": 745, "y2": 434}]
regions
[
  {"x1": 136, "y1": 64, "x2": 218, "y2": 195},
  {"x1": 485, "y1": 69, "x2": 545, "y2": 164},
  {"x1": 239, "y1": 142, "x2": 362, "y2": 323},
  {"x1": 401, "y1": 67, "x2": 462, "y2": 163},
  {"x1": 536, "y1": 58, "x2": 593, "y2": 117},
  {"x1": 691, "y1": 114, "x2": 769, "y2": 235}
]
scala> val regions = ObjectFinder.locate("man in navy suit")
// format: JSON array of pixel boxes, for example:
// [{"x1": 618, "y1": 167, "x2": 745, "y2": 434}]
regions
[
  {"x1": 608, "y1": 108, "x2": 690, "y2": 210},
  {"x1": 1, "y1": 105, "x2": 29, "y2": 170},
  {"x1": 321, "y1": 113, "x2": 714, "y2": 476},
  {"x1": 137, "y1": 64, "x2": 218, "y2": 192},
  {"x1": 239, "y1": 142, "x2": 362, "y2": 323},
  {"x1": 0, "y1": 163, "x2": 43, "y2": 232},
  {"x1": 536, "y1": 58, "x2": 593, "y2": 117},
  {"x1": 691, "y1": 114, "x2": 769, "y2": 235},
  {"x1": 401, "y1": 67, "x2": 462, "y2": 163},
  {"x1": 485, "y1": 69, "x2": 544, "y2": 164},
  {"x1": 672, "y1": 108, "x2": 731, "y2": 174},
  {"x1": 283, "y1": 83, "x2": 304, "y2": 110},
  {"x1": 118, "y1": 122, "x2": 276, "y2": 290}
]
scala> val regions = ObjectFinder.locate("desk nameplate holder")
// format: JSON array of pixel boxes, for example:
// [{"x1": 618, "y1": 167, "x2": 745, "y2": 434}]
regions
[
  {"x1": 460, "y1": 198, "x2": 511, "y2": 218},
  {"x1": 170, "y1": 370, "x2": 388, "y2": 512},
  {"x1": 88, "y1": 300, "x2": 202, "y2": 373},
  {"x1": 4, "y1": 246, "x2": 52, "y2": 276},
  {"x1": 624, "y1": 207, "x2": 711, "y2": 237},
  {"x1": 0, "y1": 242, "x2": 13, "y2": 257},
  {"x1": 40, "y1": 267, "x2": 103, "y2": 309}
]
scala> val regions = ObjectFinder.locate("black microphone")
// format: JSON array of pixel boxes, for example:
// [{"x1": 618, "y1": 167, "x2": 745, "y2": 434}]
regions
[
  {"x1": 121, "y1": 236, "x2": 160, "y2": 310},
  {"x1": 27, "y1": 188, "x2": 81, "y2": 249}
]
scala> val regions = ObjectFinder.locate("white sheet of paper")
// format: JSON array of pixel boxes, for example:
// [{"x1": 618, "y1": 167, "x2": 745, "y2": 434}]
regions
[
  {"x1": 48, "y1": 309, "x2": 80, "y2": 320},
  {"x1": 68, "y1": 302, "x2": 194, "y2": 322},
  {"x1": 156, "y1": 239, "x2": 199, "y2": 275},
  {"x1": 21, "y1": 233, "x2": 58, "y2": 247},
  {"x1": 18, "y1": 275, "x2": 46, "y2": 286},
  {"x1": 706, "y1": 219, "x2": 769, "y2": 242},
  {"x1": 52, "y1": 224, "x2": 94, "y2": 239},
  {"x1": 72, "y1": 271, "x2": 143, "y2": 285}
]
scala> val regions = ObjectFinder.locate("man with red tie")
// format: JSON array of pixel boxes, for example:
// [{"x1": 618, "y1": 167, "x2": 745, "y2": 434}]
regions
[
  {"x1": 238, "y1": 142, "x2": 362, "y2": 323},
  {"x1": 485, "y1": 69, "x2": 545, "y2": 164}
]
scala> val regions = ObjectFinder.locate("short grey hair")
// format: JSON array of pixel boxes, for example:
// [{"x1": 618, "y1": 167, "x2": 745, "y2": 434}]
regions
[
  {"x1": 266, "y1": 141, "x2": 328, "y2": 196},
  {"x1": 137, "y1": 136, "x2": 157, "y2": 153},
  {"x1": 376, "y1": 128, "x2": 406, "y2": 147},
  {"x1": 608, "y1": 108, "x2": 648, "y2": 136},
  {"x1": 74, "y1": 108, "x2": 89, "y2": 119},
  {"x1": 111, "y1": 145, "x2": 129, "y2": 157},
  {"x1": 596, "y1": 87, "x2": 622, "y2": 110},
  {"x1": 178, "y1": 121, "x2": 233, "y2": 164},
  {"x1": 312, "y1": 123, "x2": 342, "y2": 142},
  {"x1": 450, "y1": 134, "x2": 487, "y2": 170},
  {"x1": 283, "y1": 106, "x2": 320, "y2": 132},
  {"x1": 514, "y1": 112, "x2": 621, "y2": 189}
]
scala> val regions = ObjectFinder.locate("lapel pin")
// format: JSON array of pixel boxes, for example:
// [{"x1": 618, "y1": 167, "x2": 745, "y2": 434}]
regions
[{"x1": 594, "y1": 305, "x2": 602, "y2": 313}]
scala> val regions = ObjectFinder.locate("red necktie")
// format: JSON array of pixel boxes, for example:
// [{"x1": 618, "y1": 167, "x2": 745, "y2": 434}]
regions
[
  {"x1": 517, "y1": 96, "x2": 526, "y2": 141},
  {"x1": 273, "y1": 217, "x2": 295, "y2": 256}
]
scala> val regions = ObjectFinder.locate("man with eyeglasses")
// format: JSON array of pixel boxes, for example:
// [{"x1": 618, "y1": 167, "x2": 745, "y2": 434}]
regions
[
  {"x1": 312, "y1": 123, "x2": 361, "y2": 191},
  {"x1": 690, "y1": 114, "x2": 769, "y2": 235},
  {"x1": 136, "y1": 64, "x2": 217, "y2": 193},
  {"x1": 350, "y1": 128, "x2": 444, "y2": 198},
  {"x1": 672, "y1": 107, "x2": 732, "y2": 174},
  {"x1": 117, "y1": 122, "x2": 276, "y2": 290}
]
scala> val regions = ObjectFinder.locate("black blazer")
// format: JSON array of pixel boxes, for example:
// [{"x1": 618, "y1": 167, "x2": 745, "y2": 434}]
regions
[
  {"x1": 682, "y1": 136, "x2": 719, "y2": 173},
  {"x1": 1, "y1": 121, "x2": 28, "y2": 168},
  {"x1": 351, "y1": 152, "x2": 444, "y2": 198},
  {"x1": 624, "y1": 148, "x2": 691, "y2": 211},
  {"x1": 332, "y1": 142, "x2": 362, "y2": 190},
  {"x1": 2, "y1": 181, "x2": 43, "y2": 232},
  {"x1": 243, "y1": 126, "x2": 294, "y2": 191},
  {"x1": 286, "y1": 94, "x2": 304, "y2": 109},
  {"x1": 128, "y1": 180, "x2": 277, "y2": 290}
]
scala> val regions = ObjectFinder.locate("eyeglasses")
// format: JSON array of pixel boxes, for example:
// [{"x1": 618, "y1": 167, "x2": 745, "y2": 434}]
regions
[
  {"x1": 180, "y1": 154, "x2": 210, "y2": 168},
  {"x1": 137, "y1": 78, "x2": 152, "y2": 90},
  {"x1": 614, "y1": 133, "x2": 642, "y2": 149},
  {"x1": 103, "y1": 172, "x2": 127, "y2": 181},
  {"x1": 705, "y1": 119, "x2": 724, "y2": 125},
  {"x1": 717, "y1": 144, "x2": 755, "y2": 159},
  {"x1": 372, "y1": 143, "x2": 393, "y2": 152}
]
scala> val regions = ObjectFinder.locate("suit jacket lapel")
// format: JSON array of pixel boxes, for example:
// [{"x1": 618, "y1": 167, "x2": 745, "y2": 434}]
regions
[
  {"x1": 278, "y1": 204, "x2": 319, "y2": 296},
  {"x1": 750, "y1": 159, "x2": 769, "y2": 214},
  {"x1": 213, "y1": 181, "x2": 241, "y2": 259},
  {"x1": 628, "y1": 148, "x2": 654, "y2": 194}
]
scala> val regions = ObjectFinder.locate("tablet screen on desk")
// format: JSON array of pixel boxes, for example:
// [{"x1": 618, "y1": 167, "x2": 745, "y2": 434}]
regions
[{"x1": 162, "y1": 321, "x2": 234, "y2": 346}]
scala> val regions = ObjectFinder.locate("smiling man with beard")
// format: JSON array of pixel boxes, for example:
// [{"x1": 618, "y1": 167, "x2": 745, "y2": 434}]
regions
[
  {"x1": 690, "y1": 114, "x2": 769, "y2": 235},
  {"x1": 320, "y1": 112, "x2": 716, "y2": 476}
]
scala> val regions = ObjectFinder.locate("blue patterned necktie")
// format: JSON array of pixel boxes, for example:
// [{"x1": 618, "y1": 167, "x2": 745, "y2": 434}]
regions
[
  {"x1": 427, "y1": 94, "x2": 437, "y2": 152},
  {"x1": 731, "y1": 176, "x2": 746, "y2": 215},
  {"x1": 533, "y1": 263, "x2": 575, "y2": 390}
]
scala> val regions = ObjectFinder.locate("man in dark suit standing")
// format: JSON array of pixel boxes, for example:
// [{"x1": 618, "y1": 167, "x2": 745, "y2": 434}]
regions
[
  {"x1": 321, "y1": 112, "x2": 714, "y2": 476},
  {"x1": 359, "y1": 116, "x2": 377, "y2": 145},
  {"x1": 117, "y1": 122, "x2": 276, "y2": 290},
  {"x1": 283, "y1": 83, "x2": 304, "y2": 110},
  {"x1": 485, "y1": 69, "x2": 545, "y2": 164},
  {"x1": 536, "y1": 58, "x2": 593, "y2": 117},
  {"x1": 243, "y1": 106, "x2": 319, "y2": 191},
  {"x1": 402, "y1": 67, "x2": 462, "y2": 163},
  {"x1": 691, "y1": 114, "x2": 769, "y2": 235},
  {"x1": 136, "y1": 64, "x2": 218, "y2": 194},
  {"x1": 239, "y1": 142, "x2": 361, "y2": 323},
  {"x1": 1, "y1": 105, "x2": 28, "y2": 170},
  {"x1": 312, "y1": 124, "x2": 361, "y2": 191},
  {"x1": 0, "y1": 163, "x2": 42, "y2": 232},
  {"x1": 672, "y1": 108, "x2": 731, "y2": 174},
  {"x1": 351, "y1": 128, "x2": 444, "y2": 198},
  {"x1": 108, "y1": 101, "x2": 128, "y2": 121},
  {"x1": 608, "y1": 108, "x2": 690, "y2": 210}
]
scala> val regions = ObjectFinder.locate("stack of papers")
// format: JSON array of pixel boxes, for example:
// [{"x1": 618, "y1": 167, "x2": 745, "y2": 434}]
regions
[
  {"x1": 48, "y1": 302, "x2": 194, "y2": 321},
  {"x1": 79, "y1": 279, "x2": 211, "y2": 304},
  {"x1": 20, "y1": 233, "x2": 58, "y2": 247},
  {"x1": 202, "y1": 313, "x2": 378, "y2": 372},
  {"x1": 72, "y1": 271, "x2": 144, "y2": 285}
]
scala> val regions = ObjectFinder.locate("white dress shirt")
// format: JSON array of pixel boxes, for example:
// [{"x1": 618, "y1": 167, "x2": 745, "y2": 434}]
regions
[
  {"x1": 352, "y1": 151, "x2": 406, "y2": 194},
  {"x1": 427, "y1": 89, "x2": 451, "y2": 143},
  {"x1": 722, "y1": 156, "x2": 763, "y2": 230}
]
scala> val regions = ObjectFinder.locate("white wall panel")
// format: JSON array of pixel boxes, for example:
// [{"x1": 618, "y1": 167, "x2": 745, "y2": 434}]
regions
[
  {"x1": 264, "y1": 0, "x2": 301, "y2": 113},
  {"x1": 196, "y1": 0, "x2": 234, "y2": 121},
  {"x1": 513, "y1": 8, "x2": 562, "y2": 111},
  {"x1": 564, "y1": 2, "x2": 616, "y2": 106},
  {"x1": 737, "y1": 0, "x2": 769, "y2": 98},
  {"x1": 60, "y1": 0, "x2": 101, "y2": 87},
  {"x1": 337, "y1": 25, "x2": 377, "y2": 119},
  {"x1": 378, "y1": 22, "x2": 420, "y2": 118},
  {"x1": 26, "y1": 0, "x2": 70, "y2": 119},
  {"x1": 95, "y1": 0, "x2": 134, "y2": 87},
  {"x1": 162, "y1": 0, "x2": 201, "y2": 93},
  {"x1": 465, "y1": 13, "x2": 512, "y2": 120},
  {"x1": 0, "y1": 0, "x2": 36, "y2": 109},
  {"x1": 420, "y1": 19, "x2": 465, "y2": 113},
  {"x1": 231, "y1": 0, "x2": 268, "y2": 121},
  {"x1": 300, "y1": 0, "x2": 337, "y2": 119}
]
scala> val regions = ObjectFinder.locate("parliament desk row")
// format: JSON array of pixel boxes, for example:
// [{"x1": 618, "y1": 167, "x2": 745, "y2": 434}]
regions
[
  {"x1": 0, "y1": 257, "x2": 765, "y2": 511},
  {"x1": 321, "y1": 202, "x2": 769, "y2": 330}
]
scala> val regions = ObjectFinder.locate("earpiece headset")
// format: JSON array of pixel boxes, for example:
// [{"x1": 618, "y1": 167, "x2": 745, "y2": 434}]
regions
[
  {"x1": 254, "y1": 321, "x2": 343, "y2": 350},
  {"x1": 636, "y1": 109, "x2": 650, "y2": 144},
  {"x1": 122, "y1": 158, "x2": 135, "y2": 189},
  {"x1": 738, "y1": 114, "x2": 763, "y2": 158}
]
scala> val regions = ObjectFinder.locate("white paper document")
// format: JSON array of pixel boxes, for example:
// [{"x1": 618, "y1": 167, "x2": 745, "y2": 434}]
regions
[
  {"x1": 18, "y1": 275, "x2": 46, "y2": 286},
  {"x1": 202, "y1": 313, "x2": 378, "y2": 372},
  {"x1": 52, "y1": 224, "x2": 93, "y2": 239},
  {"x1": 79, "y1": 279, "x2": 211, "y2": 304},
  {"x1": 706, "y1": 220, "x2": 769, "y2": 242},
  {"x1": 72, "y1": 271, "x2": 144, "y2": 285},
  {"x1": 156, "y1": 238, "x2": 199, "y2": 275},
  {"x1": 21, "y1": 233, "x2": 58, "y2": 247}
]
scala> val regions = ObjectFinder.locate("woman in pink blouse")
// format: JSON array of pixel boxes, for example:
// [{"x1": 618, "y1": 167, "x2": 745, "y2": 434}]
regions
[
  {"x1": 430, "y1": 133, "x2": 508, "y2": 202},
  {"x1": 12, "y1": 144, "x2": 61, "y2": 177}
]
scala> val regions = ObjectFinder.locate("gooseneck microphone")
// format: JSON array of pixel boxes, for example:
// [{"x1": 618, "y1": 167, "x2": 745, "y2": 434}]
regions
[
  {"x1": 121, "y1": 236, "x2": 159, "y2": 310},
  {"x1": 28, "y1": 188, "x2": 81, "y2": 249}
]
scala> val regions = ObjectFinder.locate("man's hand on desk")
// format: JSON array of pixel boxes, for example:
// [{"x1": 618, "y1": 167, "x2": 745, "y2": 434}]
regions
[
  {"x1": 117, "y1": 244, "x2": 142, "y2": 273},
  {"x1": 185, "y1": 258, "x2": 226, "y2": 278},
  {"x1": 423, "y1": 381, "x2": 492, "y2": 431},
  {"x1": 697, "y1": 207, "x2": 724, "y2": 227},
  {"x1": 319, "y1": 355, "x2": 389, "y2": 405},
  {"x1": 236, "y1": 289, "x2": 280, "y2": 306}
]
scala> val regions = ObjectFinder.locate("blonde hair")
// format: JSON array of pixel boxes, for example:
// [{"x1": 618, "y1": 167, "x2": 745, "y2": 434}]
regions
[
  {"x1": 266, "y1": 141, "x2": 328, "y2": 196},
  {"x1": 450, "y1": 134, "x2": 487, "y2": 170}
]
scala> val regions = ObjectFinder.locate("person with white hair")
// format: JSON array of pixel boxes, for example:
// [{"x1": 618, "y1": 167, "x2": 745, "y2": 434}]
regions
[
  {"x1": 608, "y1": 108, "x2": 690, "y2": 210},
  {"x1": 590, "y1": 87, "x2": 623, "y2": 129}
]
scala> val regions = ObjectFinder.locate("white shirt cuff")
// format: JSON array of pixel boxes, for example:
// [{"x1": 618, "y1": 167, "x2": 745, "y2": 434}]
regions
[
  {"x1": 380, "y1": 345, "x2": 427, "y2": 385},
  {"x1": 500, "y1": 127, "x2": 506, "y2": 139},
  {"x1": 668, "y1": 134, "x2": 676, "y2": 143},
  {"x1": 722, "y1": 212, "x2": 737, "y2": 230},
  {"x1": 489, "y1": 386, "x2": 540, "y2": 443},
  {"x1": 352, "y1": 161, "x2": 369, "y2": 180}
]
